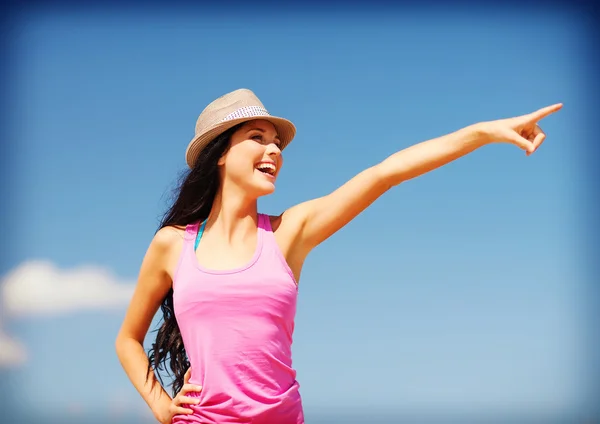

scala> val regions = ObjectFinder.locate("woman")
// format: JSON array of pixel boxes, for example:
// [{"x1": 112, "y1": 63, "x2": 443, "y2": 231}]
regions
[{"x1": 115, "y1": 88, "x2": 562, "y2": 424}]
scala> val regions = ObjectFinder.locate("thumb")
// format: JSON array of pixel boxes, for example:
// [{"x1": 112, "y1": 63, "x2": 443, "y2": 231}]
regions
[
  {"x1": 184, "y1": 367, "x2": 192, "y2": 384},
  {"x1": 505, "y1": 129, "x2": 534, "y2": 154}
]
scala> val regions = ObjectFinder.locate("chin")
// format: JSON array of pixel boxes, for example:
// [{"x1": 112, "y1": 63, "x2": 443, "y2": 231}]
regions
[
  {"x1": 241, "y1": 182, "x2": 275, "y2": 199},
  {"x1": 255, "y1": 182, "x2": 276, "y2": 197},
  {"x1": 248, "y1": 171, "x2": 277, "y2": 197}
]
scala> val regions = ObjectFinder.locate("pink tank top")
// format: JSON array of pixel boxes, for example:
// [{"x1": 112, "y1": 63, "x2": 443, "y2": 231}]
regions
[{"x1": 172, "y1": 213, "x2": 304, "y2": 424}]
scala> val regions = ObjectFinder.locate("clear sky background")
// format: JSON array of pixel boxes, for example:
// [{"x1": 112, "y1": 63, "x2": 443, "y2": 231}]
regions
[{"x1": 1, "y1": 3, "x2": 597, "y2": 423}]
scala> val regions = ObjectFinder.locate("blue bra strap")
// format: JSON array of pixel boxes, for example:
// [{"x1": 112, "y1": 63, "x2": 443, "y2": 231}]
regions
[{"x1": 194, "y1": 220, "x2": 207, "y2": 251}]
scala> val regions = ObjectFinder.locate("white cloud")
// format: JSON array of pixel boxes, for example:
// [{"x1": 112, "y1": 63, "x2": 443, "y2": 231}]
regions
[
  {"x1": 1, "y1": 260, "x2": 136, "y2": 317},
  {"x1": 0, "y1": 322, "x2": 27, "y2": 367},
  {"x1": 0, "y1": 260, "x2": 137, "y2": 368}
]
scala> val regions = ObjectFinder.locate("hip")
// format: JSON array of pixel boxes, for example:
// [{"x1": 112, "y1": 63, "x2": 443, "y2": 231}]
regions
[{"x1": 177, "y1": 381, "x2": 303, "y2": 424}]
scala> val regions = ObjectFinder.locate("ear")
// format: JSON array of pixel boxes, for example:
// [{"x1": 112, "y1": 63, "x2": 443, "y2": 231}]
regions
[{"x1": 217, "y1": 150, "x2": 227, "y2": 166}]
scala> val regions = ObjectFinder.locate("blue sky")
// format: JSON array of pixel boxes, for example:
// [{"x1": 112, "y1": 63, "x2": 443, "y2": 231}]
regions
[{"x1": 1, "y1": 3, "x2": 597, "y2": 422}]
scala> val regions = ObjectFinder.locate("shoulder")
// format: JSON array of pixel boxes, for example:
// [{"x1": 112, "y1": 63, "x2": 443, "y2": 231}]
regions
[
  {"x1": 266, "y1": 205, "x2": 311, "y2": 254},
  {"x1": 267, "y1": 205, "x2": 307, "y2": 234},
  {"x1": 146, "y1": 225, "x2": 188, "y2": 280},
  {"x1": 152, "y1": 225, "x2": 187, "y2": 250},
  {"x1": 146, "y1": 225, "x2": 187, "y2": 264}
]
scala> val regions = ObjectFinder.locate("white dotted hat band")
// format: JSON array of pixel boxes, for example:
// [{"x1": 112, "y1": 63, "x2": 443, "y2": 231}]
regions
[{"x1": 222, "y1": 106, "x2": 271, "y2": 122}]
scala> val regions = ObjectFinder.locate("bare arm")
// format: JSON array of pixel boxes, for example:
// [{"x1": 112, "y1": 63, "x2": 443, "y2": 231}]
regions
[
  {"x1": 115, "y1": 228, "x2": 179, "y2": 423},
  {"x1": 286, "y1": 103, "x2": 563, "y2": 253}
]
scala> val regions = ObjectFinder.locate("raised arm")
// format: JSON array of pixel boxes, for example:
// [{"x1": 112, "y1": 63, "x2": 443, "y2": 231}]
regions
[{"x1": 286, "y1": 103, "x2": 563, "y2": 253}]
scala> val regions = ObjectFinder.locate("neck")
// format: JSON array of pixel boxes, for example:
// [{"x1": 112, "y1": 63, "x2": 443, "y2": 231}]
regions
[{"x1": 206, "y1": 183, "x2": 259, "y2": 243}]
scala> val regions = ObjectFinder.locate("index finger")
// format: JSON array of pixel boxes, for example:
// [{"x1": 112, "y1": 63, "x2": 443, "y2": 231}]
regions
[
  {"x1": 184, "y1": 368, "x2": 192, "y2": 384},
  {"x1": 525, "y1": 103, "x2": 563, "y2": 123},
  {"x1": 182, "y1": 383, "x2": 203, "y2": 393}
]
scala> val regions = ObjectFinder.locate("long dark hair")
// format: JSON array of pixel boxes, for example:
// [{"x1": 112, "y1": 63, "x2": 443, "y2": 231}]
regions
[{"x1": 146, "y1": 122, "x2": 244, "y2": 396}]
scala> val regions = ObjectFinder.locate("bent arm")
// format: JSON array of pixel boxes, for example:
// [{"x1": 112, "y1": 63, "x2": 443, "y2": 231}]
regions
[
  {"x1": 288, "y1": 124, "x2": 486, "y2": 251},
  {"x1": 115, "y1": 228, "x2": 179, "y2": 424}
]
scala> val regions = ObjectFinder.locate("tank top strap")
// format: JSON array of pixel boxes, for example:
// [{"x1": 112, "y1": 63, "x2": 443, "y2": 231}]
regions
[
  {"x1": 257, "y1": 213, "x2": 271, "y2": 233},
  {"x1": 257, "y1": 213, "x2": 297, "y2": 286},
  {"x1": 184, "y1": 222, "x2": 200, "y2": 243},
  {"x1": 173, "y1": 223, "x2": 200, "y2": 290},
  {"x1": 257, "y1": 213, "x2": 278, "y2": 249}
]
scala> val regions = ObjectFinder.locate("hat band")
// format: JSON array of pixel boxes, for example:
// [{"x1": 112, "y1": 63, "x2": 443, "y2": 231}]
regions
[{"x1": 221, "y1": 105, "x2": 271, "y2": 122}]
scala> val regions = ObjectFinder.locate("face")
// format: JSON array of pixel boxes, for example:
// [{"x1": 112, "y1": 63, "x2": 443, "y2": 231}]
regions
[{"x1": 218, "y1": 119, "x2": 283, "y2": 198}]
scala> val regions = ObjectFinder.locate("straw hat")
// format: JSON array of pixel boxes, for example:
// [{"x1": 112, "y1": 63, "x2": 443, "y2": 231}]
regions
[{"x1": 185, "y1": 88, "x2": 296, "y2": 168}]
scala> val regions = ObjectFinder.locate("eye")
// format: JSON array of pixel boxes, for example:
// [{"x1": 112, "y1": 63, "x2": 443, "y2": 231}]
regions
[{"x1": 250, "y1": 132, "x2": 280, "y2": 147}]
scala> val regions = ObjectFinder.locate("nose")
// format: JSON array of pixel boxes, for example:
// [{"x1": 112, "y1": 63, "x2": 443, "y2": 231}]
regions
[{"x1": 266, "y1": 142, "x2": 281, "y2": 157}]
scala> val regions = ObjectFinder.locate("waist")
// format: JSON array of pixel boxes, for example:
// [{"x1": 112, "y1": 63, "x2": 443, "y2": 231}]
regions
[
  {"x1": 190, "y1": 349, "x2": 297, "y2": 392},
  {"x1": 180, "y1": 378, "x2": 303, "y2": 424}
]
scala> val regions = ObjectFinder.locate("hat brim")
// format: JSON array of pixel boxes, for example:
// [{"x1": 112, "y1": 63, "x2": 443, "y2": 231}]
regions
[{"x1": 185, "y1": 115, "x2": 296, "y2": 168}]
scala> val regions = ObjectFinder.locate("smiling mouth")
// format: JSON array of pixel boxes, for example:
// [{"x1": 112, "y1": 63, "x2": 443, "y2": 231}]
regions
[{"x1": 256, "y1": 163, "x2": 276, "y2": 176}]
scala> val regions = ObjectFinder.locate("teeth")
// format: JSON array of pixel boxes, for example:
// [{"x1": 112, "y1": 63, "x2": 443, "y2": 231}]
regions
[{"x1": 256, "y1": 163, "x2": 276, "y2": 174}]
